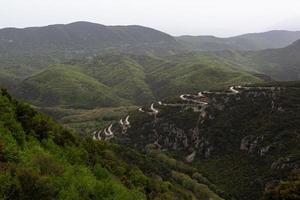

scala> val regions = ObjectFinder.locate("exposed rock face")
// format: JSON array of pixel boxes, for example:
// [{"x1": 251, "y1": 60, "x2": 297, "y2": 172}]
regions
[
  {"x1": 97, "y1": 86, "x2": 284, "y2": 161},
  {"x1": 240, "y1": 135, "x2": 264, "y2": 153},
  {"x1": 90, "y1": 84, "x2": 299, "y2": 200},
  {"x1": 240, "y1": 135, "x2": 276, "y2": 156},
  {"x1": 185, "y1": 151, "x2": 196, "y2": 163},
  {"x1": 271, "y1": 156, "x2": 300, "y2": 171},
  {"x1": 240, "y1": 135, "x2": 255, "y2": 151}
]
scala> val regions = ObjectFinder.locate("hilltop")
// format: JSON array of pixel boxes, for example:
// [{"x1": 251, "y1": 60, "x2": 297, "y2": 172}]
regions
[
  {"x1": 177, "y1": 30, "x2": 300, "y2": 51},
  {"x1": 12, "y1": 52, "x2": 263, "y2": 108},
  {"x1": 0, "y1": 21, "x2": 182, "y2": 57}
]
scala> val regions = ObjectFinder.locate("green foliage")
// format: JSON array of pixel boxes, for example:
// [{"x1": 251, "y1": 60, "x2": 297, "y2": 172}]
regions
[
  {"x1": 171, "y1": 171, "x2": 223, "y2": 200},
  {"x1": 9, "y1": 52, "x2": 262, "y2": 109},
  {"x1": 0, "y1": 88, "x2": 210, "y2": 199},
  {"x1": 114, "y1": 81, "x2": 300, "y2": 200},
  {"x1": 263, "y1": 171, "x2": 300, "y2": 200},
  {"x1": 14, "y1": 65, "x2": 127, "y2": 108},
  {"x1": 215, "y1": 40, "x2": 300, "y2": 81},
  {"x1": 36, "y1": 105, "x2": 138, "y2": 133}
]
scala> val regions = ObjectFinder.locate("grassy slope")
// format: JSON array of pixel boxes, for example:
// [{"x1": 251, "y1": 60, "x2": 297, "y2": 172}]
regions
[
  {"x1": 0, "y1": 88, "x2": 223, "y2": 200},
  {"x1": 147, "y1": 53, "x2": 262, "y2": 97},
  {"x1": 11, "y1": 52, "x2": 262, "y2": 109},
  {"x1": 36, "y1": 105, "x2": 138, "y2": 134},
  {"x1": 68, "y1": 54, "x2": 155, "y2": 104},
  {"x1": 72, "y1": 52, "x2": 262, "y2": 100},
  {"x1": 14, "y1": 65, "x2": 127, "y2": 108},
  {"x1": 214, "y1": 40, "x2": 300, "y2": 81},
  {"x1": 177, "y1": 30, "x2": 300, "y2": 52}
]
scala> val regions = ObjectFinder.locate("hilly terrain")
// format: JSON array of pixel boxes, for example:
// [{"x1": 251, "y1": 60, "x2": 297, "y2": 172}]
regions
[
  {"x1": 1, "y1": 22, "x2": 300, "y2": 110},
  {"x1": 12, "y1": 52, "x2": 263, "y2": 108},
  {"x1": 0, "y1": 88, "x2": 226, "y2": 200},
  {"x1": 14, "y1": 65, "x2": 128, "y2": 108},
  {"x1": 0, "y1": 21, "x2": 184, "y2": 90},
  {"x1": 0, "y1": 21, "x2": 182, "y2": 57},
  {"x1": 215, "y1": 39, "x2": 300, "y2": 81},
  {"x1": 94, "y1": 81, "x2": 300, "y2": 200},
  {"x1": 177, "y1": 30, "x2": 300, "y2": 51},
  {"x1": 0, "y1": 21, "x2": 299, "y2": 200}
]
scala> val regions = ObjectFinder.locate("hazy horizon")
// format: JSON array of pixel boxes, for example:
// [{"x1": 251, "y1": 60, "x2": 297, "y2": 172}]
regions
[{"x1": 1, "y1": 0, "x2": 300, "y2": 37}]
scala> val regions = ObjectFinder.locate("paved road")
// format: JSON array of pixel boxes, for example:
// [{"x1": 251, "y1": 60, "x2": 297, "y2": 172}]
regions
[
  {"x1": 151, "y1": 103, "x2": 159, "y2": 114},
  {"x1": 92, "y1": 131, "x2": 97, "y2": 140},
  {"x1": 108, "y1": 124, "x2": 114, "y2": 135},
  {"x1": 125, "y1": 115, "x2": 130, "y2": 125},
  {"x1": 97, "y1": 130, "x2": 102, "y2": 140},
  {"x1": 229, "y1": 86, "x2": 240, "y2": 94}
]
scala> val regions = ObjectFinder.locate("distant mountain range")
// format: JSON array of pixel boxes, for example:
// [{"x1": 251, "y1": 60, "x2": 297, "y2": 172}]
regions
[
  {"x1": 0, "y1": 21, "x2": 183, "y2": 56},
  {"x1": 0, "y1": 21, "x2": 300, "y2": 108},
  {"x1": 177, "y1": 30, "x2": 300, "y2": 51},
  {"x1": 215, "y1": 39, "x2": 300, "y2": 81},
  {"x1": 1, "y1": 21, "x2": 300, "y2": 59}
]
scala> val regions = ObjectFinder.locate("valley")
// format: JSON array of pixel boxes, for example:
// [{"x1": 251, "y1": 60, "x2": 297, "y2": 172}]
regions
[
  {"x1": 0, "y1": 21, "x2": 299, "y2": 200},
  {"x1": 94, "y1": 82, "x2": 300, "y2": 199}
]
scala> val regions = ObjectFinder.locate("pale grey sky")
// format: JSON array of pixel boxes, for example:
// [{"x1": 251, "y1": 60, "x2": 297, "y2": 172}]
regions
[{"x1": 0, "y1": 0, "x2": 300, "y2": 37}]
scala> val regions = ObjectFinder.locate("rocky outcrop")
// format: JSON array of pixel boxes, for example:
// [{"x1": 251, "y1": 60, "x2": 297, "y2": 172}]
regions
[
  {"x1": 186, "y1": 151, "x2": 196, "y2": 163},
  {"x1": 240, "y1": 135, "x2": 274, "y2": 156},
  {"x1": 271, "y1": 156, "x2": 300, "y2": 171},
  {"x1": 93, "y1": 85, "x2": 284, "y2": 161},
  {"x1": 240, "y1": 135, "x2": 264, "y2": 153}
]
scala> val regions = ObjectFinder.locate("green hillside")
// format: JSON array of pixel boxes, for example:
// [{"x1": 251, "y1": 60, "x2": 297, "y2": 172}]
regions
[
  {"x1": 0, "y1": 88, "x2": 223, "y2": 200},
  {"x1": 177, "y1": 30, "x2": 300, "y2": 51},
  {"x1": 0, "y1": 21, "x2": 183, "y2": 57},
  {"x1": 36, "y1": 105, "x2": 138, "y2": 134},
  {"x1": 14, "y1": 65, "x2": 127, "y2": 108},
  {"x1": 67, "y1": 54, "x2": 155, "y2": 104},
  {"x1": 75, "y1": 52, "x2": 263, "y2": 101},
  {"x1": 146, "y1": 52, "x2": 263, "y2": 97},
  {"x1": 11, "y1": 52, "x2": 262, "y2": 109},
  {"x1": 107, "y1": 81, "x2": 300, "y2": 199},
  {"x1": 215, "y1": 39, "x2": 300, "y2": 81}
]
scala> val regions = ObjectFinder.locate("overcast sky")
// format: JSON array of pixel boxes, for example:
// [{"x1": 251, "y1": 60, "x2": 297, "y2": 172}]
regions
[{"x1": 1, "y1": 0, "x2": 300, "y2": 37}]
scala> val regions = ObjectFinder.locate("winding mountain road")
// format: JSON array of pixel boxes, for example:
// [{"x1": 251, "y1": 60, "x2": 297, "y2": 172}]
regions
[
  {"x1": 97, "y1": 130, "x2": 102, "y2": 140},
  {"x1": 198, "y1": 92, "x2": 204, "y2": 97},
  {"x1": 229, "y1": 86, "x2": 240, "y2": 94},
  {"x1": 180, "y1": 94, "x2": 189, "y2": 101},
  {"x1": 125, "y1": 115, "x2": 130, "y2": 126},
  {"x1": 92, "y1": 131, "x2": 97, "y2": 140},
  {"x1": 180, "y1": 94, "x2": 208, "y2": 105},
  {"x1": 104, "y1": 124, "x2": 114, "y2": 138},
  {"x1": 138, "y1": 108, "x2": 145, "y2": 113},
  {"x1": 108, "y1": 124, "x2": 114, "y2": 135},
  {"x1": 150, "y1": 103, "x2": 159, "y2": 114}
]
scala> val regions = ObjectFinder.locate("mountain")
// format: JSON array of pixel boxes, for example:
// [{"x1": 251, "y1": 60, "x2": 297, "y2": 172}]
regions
[
  {"x1": 0, "y1": 21, "x2": 183, "y2": 57},
  {"x1": 0, "y1": 22, "x2": 185, "y2": 94},
  {"x1": 14, "y1": 65, "x2": 128, "y2": 108},
  {"x1": 0, "y1": 88, "x2": 224, "y2": 200},
  {"x1": 96, "y1": 81, "x2": 300, "y2": 200},
  {"x1": 215, "y1": 39, "x2": 300, "y2": 81},
  {"x1": 177, "y1": 30, "x2": 300, "y2": 51},
  {"x1": 12, "y1": 52, "x2": 263, "y2": 108}
]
